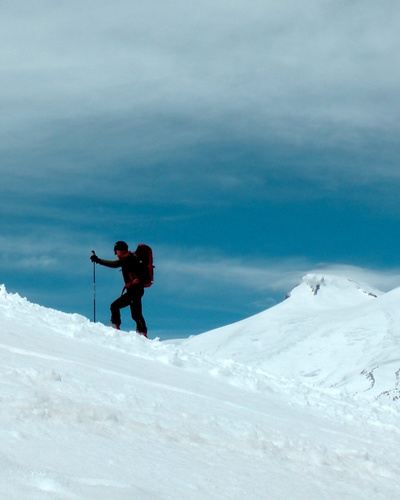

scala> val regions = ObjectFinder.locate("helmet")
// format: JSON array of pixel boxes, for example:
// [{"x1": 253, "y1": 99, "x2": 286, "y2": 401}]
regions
[{"x1": 114, "y1": 241, "x2": 129, "y2": 254}]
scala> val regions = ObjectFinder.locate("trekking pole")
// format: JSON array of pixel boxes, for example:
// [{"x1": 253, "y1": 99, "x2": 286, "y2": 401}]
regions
[{"x1": 91, "y1": 251, "x2": 96, "y2": 322}]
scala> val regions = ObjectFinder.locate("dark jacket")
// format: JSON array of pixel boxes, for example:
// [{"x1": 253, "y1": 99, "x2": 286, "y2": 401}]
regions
[{"x1": 97, "y1": 252, "x2": 144, "y2": 287}]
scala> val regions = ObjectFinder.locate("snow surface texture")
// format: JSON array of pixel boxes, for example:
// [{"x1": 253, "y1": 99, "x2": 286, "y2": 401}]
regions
[{"x1": 1, "y1": 275, "x2": 400, "y2": 499}]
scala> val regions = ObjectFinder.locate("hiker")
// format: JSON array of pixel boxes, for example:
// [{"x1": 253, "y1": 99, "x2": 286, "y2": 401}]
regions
[{"x1": 90, "y1": 241, "x2": 151, "y2": 337}]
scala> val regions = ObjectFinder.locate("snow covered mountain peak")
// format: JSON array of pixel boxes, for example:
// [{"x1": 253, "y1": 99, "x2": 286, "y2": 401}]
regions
[
  {"x1": 182, "y1": 273, "x2": 400, "y2": 401},
  {"x1": 286, "y1": 273, "x2": 382, "y2": 309}
]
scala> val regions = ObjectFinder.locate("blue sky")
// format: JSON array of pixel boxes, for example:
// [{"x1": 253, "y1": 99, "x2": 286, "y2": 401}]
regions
[{"x1": 1, "y1": 0, "x2": 400, "y2": 339}]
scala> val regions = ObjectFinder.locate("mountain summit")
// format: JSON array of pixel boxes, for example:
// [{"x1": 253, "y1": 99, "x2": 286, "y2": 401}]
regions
[
  {"x1": 183, "y1": 274, "x2": 400, "y2": 401},
  {"x1": 286, "y1": 274, "x2": 382, "y2": 305}
]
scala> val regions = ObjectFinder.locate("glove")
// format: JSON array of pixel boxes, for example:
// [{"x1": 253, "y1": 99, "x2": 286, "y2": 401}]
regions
[{"x1": 90, "y1": 253, "x2": 100, "y2": 263}]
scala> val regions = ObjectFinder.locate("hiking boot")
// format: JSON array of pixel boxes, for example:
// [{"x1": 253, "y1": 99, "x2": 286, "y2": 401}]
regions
[{"x1": 108, "y1": 321, "x2": 120, "y2": 330}]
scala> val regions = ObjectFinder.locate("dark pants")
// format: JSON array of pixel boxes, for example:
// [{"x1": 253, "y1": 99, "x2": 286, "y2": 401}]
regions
[{"x1": 110, "y1": 285, "x2": 147, "y2": 333}]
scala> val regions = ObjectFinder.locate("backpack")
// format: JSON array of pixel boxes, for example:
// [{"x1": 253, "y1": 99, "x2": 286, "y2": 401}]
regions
[{"x1": 134, "y1": 243, "x2": 154, "y2": 287}]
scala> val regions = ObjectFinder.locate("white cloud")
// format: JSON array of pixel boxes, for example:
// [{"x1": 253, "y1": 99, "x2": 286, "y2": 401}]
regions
[
  {"x1": 2, "y1": 1, "x2": 399, "y2": 139},
  {"x1": 1, "y1": 0, "x2": 400, "y2": 208},
  {"x1": 157, "y1": 247, "x2": 400, "y2": 299}
]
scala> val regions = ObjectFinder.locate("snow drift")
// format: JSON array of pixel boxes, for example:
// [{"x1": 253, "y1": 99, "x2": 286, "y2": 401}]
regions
[{"x1": 1, "y1": 276, "x2": 400, "y2": 499}]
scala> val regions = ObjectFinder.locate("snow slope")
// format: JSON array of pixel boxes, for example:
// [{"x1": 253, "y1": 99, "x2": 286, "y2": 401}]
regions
[{"x1": 1, "y1": 278, "x2": 400, "y2": 499}]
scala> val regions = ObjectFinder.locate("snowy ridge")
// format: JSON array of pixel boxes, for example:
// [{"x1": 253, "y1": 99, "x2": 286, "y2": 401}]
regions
[
  {"x1": 0, "y1": 282, "x2": 390, "y2": 409},
  {"x1": 1, "y1": 281, "x2": 400, "y2": 498},
  {"x1": 1, "y1": 280, "x2": 400, "y2": 409},
  {"x1": 0, "y1": 285, "x2": 344, "y2": 410}
]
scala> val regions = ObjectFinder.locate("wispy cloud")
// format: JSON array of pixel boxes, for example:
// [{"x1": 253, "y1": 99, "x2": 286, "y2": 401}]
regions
[
  {"x1": 3, "y1": 232, "x2": 398, "y2": 295},
  {"x1": 157, "y1": 247, "x2": 400, "y2": 298}
]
